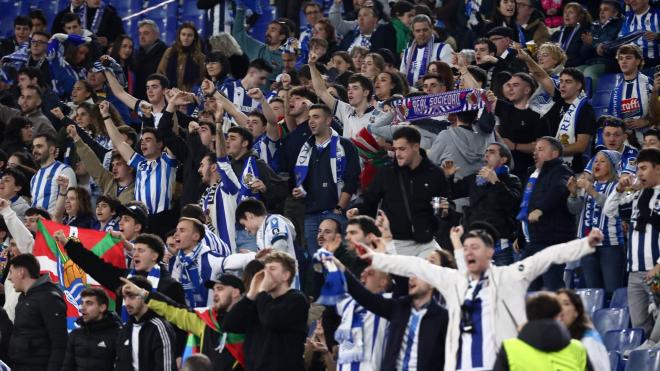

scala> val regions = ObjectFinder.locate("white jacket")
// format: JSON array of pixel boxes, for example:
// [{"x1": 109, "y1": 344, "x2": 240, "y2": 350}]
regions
[
  {"x1": 1, "y1": 206, "x2": 34, "y2": 322},
  {"x1": 371, "y1": 237, "x2": 595, "y2": 371}
]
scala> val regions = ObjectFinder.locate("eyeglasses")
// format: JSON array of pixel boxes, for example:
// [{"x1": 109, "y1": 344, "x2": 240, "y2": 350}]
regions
[{"x1": 31, "y1": 40, "x2": 48, "y2": 46}]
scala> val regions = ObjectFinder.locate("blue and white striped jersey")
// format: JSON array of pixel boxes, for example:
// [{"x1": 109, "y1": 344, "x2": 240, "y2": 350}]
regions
[
  {"x1": 220, "y1": 79, "x2": 261, "y2": 116},
  {"x1": 252, "y1": 134, "x2": 282, "y2": 173},
  {"x1": 336, "y1": 294, "x2": 391, "y2": 371},
  {"x1": 202, "y1": 225, "x2": 232, "y2": 257},
  {"x1": 604, "y1": 186, "x2": 660, "y2": 272},
  {"x1": 576, "y1": 182, "x2": 625, "y2": 246},
  {"x1": 619, "y1": 8, "x2": 660, "y2": 60},
  {"x1": 201, "y1": 157, "x2": 243, "y2": 253},
  {"x1": 30, "y1": 160, "x2": 77, "y2": 214},
  {"x1": 256, "y1": 214, "x2": 297, "y2": 257},
  {"x1": 128, "y1": 152, "x2": 178, "y2": 215}
]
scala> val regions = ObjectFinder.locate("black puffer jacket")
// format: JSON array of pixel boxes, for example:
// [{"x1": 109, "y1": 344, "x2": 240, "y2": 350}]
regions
[
  {"x1": 62, "y1": 313, "x2": 122, "y2": 371},
  {"x1": 9, "y1": 275, "x2": 68, "y2": 371},
  {"x1": 356, "y1": 153, "x2": 450, "y2": 243}
]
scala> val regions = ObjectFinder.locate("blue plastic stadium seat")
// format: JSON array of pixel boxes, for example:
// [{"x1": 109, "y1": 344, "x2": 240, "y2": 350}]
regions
[
  {"x1": 593, "y1": 106, "x2": 610, "y2": 119},
  {"x1": 592, "y1": 91, "x2": 612, "y2": 108},
  {"x1": 611, "y1": 288, "x2": 628, "y2": 308},
  {"x1": 604, "y1": 329, "x2": 645, "y2": 352},
  {"x1": 594, "y1": 308, "x2": 631, "y2": 336},
  {"x1": 625, "y1": 349, "x2": 660, "y2": 371},
  {"x1": 585, "y1": 76, "x2": 593, "y2": 98},
  {"x1": 578, "y1": 288, "x2": 606, "y2": 316},
  {"x1": 610, "y1": 351, "x2": 623, "y2": 371},
  {"x1": 598, "y1": 73, "x2": 619, "y2": 93}
]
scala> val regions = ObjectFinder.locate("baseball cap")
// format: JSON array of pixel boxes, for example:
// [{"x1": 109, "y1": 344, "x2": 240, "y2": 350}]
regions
[
  {"x1": 116, "y1": 202, "x2": 148, "y2": 228},
  {"x1": 204, "y1": 273, "x2": 245, "y2": 293}
]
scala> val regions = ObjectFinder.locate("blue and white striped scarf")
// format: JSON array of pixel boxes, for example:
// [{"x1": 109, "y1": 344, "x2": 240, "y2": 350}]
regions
[
  {"x1": 177, "y1": 243, "x2": 207, "y2": 307},
  {"x1": 313, "y1": 248, "x2": 347, "y2": 306},
  {"x1": 295, "y1": 129, "x2": 346, "y2": 197}
]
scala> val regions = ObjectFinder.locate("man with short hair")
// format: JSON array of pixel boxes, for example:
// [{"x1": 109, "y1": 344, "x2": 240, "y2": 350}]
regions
[
  {"x1": 486, "y1": 27, "x2": 528, "y2": 73},
  {"x1": 0, "y1": 167, "x2": 30, "y2": 218},
  {"x1": 337, "y1": 252, "x2": 447, "y2": 371},
  {"x1": 233, "y1": 5, "x2": 287, "y2": 81},
  {"x1": 30, "y1": 133, "x2": 77, "y2": 214},
  {"x1": 644, "y1": 129, "x2": 660, "y2": 149},
  {"x1": 0, "y1": 84, "x2": 56, "y2": 136},
  {"x1": 122, "y1": 273, "x2": 246, "y2": 370},
  {"x1": 520, "y1": 52, "x2": 596, "y2": 173},
  {"x1": 116, "y1": 276, "x2": 177, "y2": 371},
  {"x1": 494, "y1": 292, "x2": 589, "y2": 370},
  {"x1": 62, "y1": 288, "x2": 121, "y2": 371},
  {"x1": 0, "y1": 16, "x2": 31, "y2": 58},
  {"x1": 348, "y1": 126, "x2": 449, "y2": 257},
  {"x1": 421, "y1": 74, "x2": 447, "y2": 95},
  {"x1": 69, "y1": 126, "x2": 135, "y2": 204},
  {"x1": 198, "y1": 153, "x2": 238, "y2": 253},
  {"x1": 105, "y1": 69, "x2": 170, "y2": 128},
  {"x1": 518, "y1": 136, "x2": 575, "y2": 290},
  {"x1": 7, "y1": 253, "x2": 67, "y2": 371},
  {"x1": 223, "y1": 250, "x2": 310, "y2": 371},
  {"x1": 334, "y1": 6, "x2": 397, "y2": 56},
  {"x1": 236, "y1": 198, "x2": 297, "y2": 259},
  {"x1": 170, "y1": 217, "x2": 256, "y2": 307},
  {"x1": 361, "y1": 225, "x2": 603, "y2": 371},
  {"x1": 400, "y1": 14, "x2": 454, "y2": 85},
  {"x1": 586, "y1": 116, "x2": 639, "y2": 176},
  {"x1": 215, "y1": 124, "x2": 287, "y2": 212},
  {"x1": 444, "y1": 143, "x2": 522, "y2": 266},
  {"x1": 103, "y1": 99, "x2": 178, "y2": 235},
  {"x1": 220, "y1": 59, "x2": 273, "y2": 116},
  {"x1": 495, "y1": 72, "x2": 543, "y2": 181},
  {"x1": 310, "y1": 52, "x2": 385, "y2": 140},
  {"x1": 293, "y1": 103, "x2": 360, "y2": 254},
  {"x1": 134, "y1": 19, "x2": 167, "y2": 101},
  {"x1": 605, "y1": 148, "x2": 660, "y2": 348}
]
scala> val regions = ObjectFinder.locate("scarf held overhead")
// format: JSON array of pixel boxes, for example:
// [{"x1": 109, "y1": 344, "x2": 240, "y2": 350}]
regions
[{"x1": 390, "y1": 88, "x2": 492, "y2": 124}]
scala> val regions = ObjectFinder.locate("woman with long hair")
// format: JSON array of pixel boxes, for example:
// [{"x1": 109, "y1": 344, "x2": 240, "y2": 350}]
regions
[
  {"x1": 110, "y1": 35, "x2": 136, "y2": 95},
  {"x1": 361, "y1": 53, "x2": 385, "y2": 79},
  {"x1": 480, "y1": 0, "x2": 520, "y2": 41},
  {"x1": 557, "y1": 289, "x2": 610, "y2": 371},
  {"x1": 428, "y1": 61, "x2": 456, "y2": 91},
  {"x1": 67, "y1": 80, "x2": 97, "y2": 117},
  {"x1": 157, "y1": 22, "x2": 206, "y2": 91},
  {"x1": 312, "y1": 19, "x2": 339, "y2": 64},
  {"x1": 550, "y1": 2, "x2": 591, "y2": 67},
  {"x1": 193, "y1": 52, "x2": 232, "y2": 112},
  {"x1": 53, "y1": 178, "x2": 95, "y2": 229},
  {"x1": 374, "y1": 71, "x2": 405, "y2": 102}
]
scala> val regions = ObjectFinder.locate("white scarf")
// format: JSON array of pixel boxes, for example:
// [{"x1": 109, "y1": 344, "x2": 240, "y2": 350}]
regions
[
  {"x1": 335, "y1": 296, "x2": 366, "y2": 364},
  {"x1": 556, "y1": 93, "x2": 587, "y2": 165},
  {"x1": 294, "y1": 129, "x2": 346, "y2": 198}
]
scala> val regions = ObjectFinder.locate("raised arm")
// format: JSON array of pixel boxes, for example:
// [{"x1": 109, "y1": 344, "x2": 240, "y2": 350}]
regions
[
  {"x1": 103, "y1": 68, "x2": 138, "y2": 112},
  {"x1": 515, "y1": 45, "x2": 555, "y2": 95},
  {"x1": 0, "y1": 199, "x2": 34, "y2": 253},
  {"x1": 309, "y1": 52, "x2": 337, "y2": 109},
  {"x1": 215, "y1": 121, "x2": 227, "y2": 158},
  {"x1": 247, "y1": 88, "x2": 280, "y2": 134},
  {"x1": 99, "y1": 100, "x2": 135, "y2": 162}
]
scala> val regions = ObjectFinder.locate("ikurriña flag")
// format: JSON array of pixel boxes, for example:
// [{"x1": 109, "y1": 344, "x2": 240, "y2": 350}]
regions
[{"x1": 33, "y1": 219, "x2": 126, "y2": 330}]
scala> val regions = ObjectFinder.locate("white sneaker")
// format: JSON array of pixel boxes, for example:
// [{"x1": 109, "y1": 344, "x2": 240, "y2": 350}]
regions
[{"x1": 623, "y1": 340, "x2": 657, "y2": 359}]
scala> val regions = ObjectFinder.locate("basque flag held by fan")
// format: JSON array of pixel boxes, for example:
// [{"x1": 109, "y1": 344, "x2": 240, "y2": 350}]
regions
[{"x1": 33, "y1": 219, "x2": 126, "y2": 330}]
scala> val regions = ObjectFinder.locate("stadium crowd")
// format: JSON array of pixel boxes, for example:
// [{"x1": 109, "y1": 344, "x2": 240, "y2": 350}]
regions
[{"x1": 0, "y1": 0, "x2": 658, "y2": 370}]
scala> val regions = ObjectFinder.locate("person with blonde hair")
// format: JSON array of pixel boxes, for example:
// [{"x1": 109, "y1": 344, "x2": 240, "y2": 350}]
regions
[{"x1": 526, "y1": 42, "x2": 567, "y2": 115}]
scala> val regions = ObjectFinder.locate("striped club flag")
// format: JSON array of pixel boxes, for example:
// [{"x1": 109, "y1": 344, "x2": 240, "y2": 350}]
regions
[{"x1": 33, "y1": 219, "x2": 126, "y2": 330}]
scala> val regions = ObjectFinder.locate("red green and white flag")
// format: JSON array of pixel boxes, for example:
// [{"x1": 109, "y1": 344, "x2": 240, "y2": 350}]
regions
[
  {"x1": 33, "y1": 219, "x2": 126, "y2": 330},
  {"x1": 182, "y1": 308, "x2": 246, "y2": 368}
]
